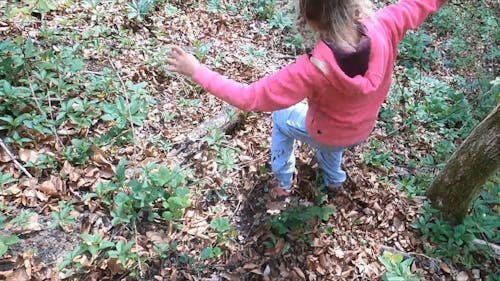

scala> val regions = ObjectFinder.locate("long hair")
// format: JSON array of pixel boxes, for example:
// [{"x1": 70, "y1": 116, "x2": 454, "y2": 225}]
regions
[{"x1": 299, "y1": 0, "x2": 375, "y2": 47}]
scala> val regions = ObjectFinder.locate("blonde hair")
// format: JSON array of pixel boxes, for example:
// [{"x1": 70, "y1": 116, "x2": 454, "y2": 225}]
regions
[{"x1": 299, "y1": 0, "x2": 375, "y2": 47}]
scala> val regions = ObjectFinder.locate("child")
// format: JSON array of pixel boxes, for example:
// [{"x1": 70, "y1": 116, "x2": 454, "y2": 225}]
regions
[{"x1": 166, "y1": 0, "x2": 448, "y2": 200}]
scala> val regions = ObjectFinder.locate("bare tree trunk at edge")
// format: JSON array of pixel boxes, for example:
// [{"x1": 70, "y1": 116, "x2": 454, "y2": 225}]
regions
[{"x1": 427, "y1": 105, "x2": 500, "y2": 225}]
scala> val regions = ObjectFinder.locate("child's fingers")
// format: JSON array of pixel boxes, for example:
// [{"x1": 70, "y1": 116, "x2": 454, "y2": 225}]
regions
[
  {"x1": 166, "y1": 58, "x2": 177, "y2": 66},
  {"x1": 171, "y1": 45, "x2": 185, "y2": 56}
]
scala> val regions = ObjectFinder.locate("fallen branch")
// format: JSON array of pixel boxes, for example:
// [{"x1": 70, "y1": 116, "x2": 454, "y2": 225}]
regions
[
  {"x1": 0, "y1": 139, "x2": 33, "y2": 178},
  {"x1": 187, "y1": 105, "x2": 247, "y2": 141},
  {"x1": 108, "y1": 58, "x2": 141, "y2": 157},
  {"x1": 379, "y1": 245, "x2": 436, "y2": 261},
  {"x1": 473, "y1": 238, "x2": 500, "y2": 259},
  {"x1": 169, "y1": 105, "x2": 247, "y2": 160}
]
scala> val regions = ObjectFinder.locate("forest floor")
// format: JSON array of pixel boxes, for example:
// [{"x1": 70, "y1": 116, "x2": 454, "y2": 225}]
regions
[{"x1": 0, "y1": 0, "x2": 498, "y2": 280}]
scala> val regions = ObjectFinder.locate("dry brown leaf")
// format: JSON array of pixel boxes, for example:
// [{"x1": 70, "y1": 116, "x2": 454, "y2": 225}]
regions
[
  {"x1": 439, "y1": 262, "x2": 451, "y2": 274},
  {"x1": 242, "y1": 263, "x2": 259, "y2": 270},
  {"x1": 90, "y1": 145, "x2": 112, "y2": 166},
  {"x1": 99, "y1": 167, "x2": 114, "y2": 179},
  {"x1": 18, "y1": 178, "x2": 38, "y2": 189},
  {"x1": 37, "y1": 180, "x2": 57, "y2": 196},
  {"x1": 292, "y1": 267, "x2": 306, "y2": 280},
  {"x1": 456, "y1": 271, "x2": 469, "y2": 281},
  {"x1": 4, "y1": 185, "x2": 21, "y2": 195},
  {"x1": 104, "y1": 258, "x2": 125, "y2": 275},
  {"x1": 6, "y1": 268, "x2": 29, "y2": 281},
  {"x1": 146, "y1": 231, "x2": 168, "y2": 246},
  {"x1": 61, "y1": 161, "x2": 81, "y2": 182},
  {"x1": 0, "y1": 149, "x2": 10, "y2": 162},
  {"x1": 35, "y1": 190, "x2": 49, "y2": 202},
  {"x1": 18, "y1": 149, "x2": 39, "y2": 163}
]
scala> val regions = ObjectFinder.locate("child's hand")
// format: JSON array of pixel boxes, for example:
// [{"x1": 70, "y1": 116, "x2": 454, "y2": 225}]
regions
[{"x1": 166, "y1": 46, "x2": 200, "y2": 77}]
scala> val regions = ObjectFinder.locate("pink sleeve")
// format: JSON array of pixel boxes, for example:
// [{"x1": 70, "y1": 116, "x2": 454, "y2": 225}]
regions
[
  {"x1": 375, "y1": 0, "x2": 448, "y2": 43},
  {"x1": 192, "y1": 55, "x2": 315, "y2": 112}
]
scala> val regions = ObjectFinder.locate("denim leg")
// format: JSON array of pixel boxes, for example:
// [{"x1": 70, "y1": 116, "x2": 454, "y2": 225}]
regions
[
  {"x1": 271, "y1": 103, "x2": 347, "y2": 190},
  {"x1": 316, "y1": 149, "x2": 346, "y2": 188},
  {"x1": 271, "y1": 109, "x2": 298, "y2": 190}
]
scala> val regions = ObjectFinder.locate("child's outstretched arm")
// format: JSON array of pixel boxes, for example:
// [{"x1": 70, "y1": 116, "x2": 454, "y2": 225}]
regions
[
  {"x1": 167, "y1": 46, "x2": 315, "y2": 112},
  {"x1": 375, "y1": 0, "x2": 448, "y2": 44}
]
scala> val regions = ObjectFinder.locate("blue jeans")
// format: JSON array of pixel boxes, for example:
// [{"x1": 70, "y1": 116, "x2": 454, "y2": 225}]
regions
[{"x1": 271, "y1": 103, "x2": 346, "y2": 191}]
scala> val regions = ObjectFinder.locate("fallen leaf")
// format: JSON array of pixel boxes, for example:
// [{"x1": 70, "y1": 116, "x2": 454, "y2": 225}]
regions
[
  {"x1": 439, "y1": 262, "x2": 451, "y2": 274},
  {"x1": 334, "y1": 249, "x2": 345, "y2": 259},
  {"x1": 18, "y1": 149, "x2": 39, "y2": 163},
  {"x1": 293, "y1": 267, "x2": 306, "y2": 280},
  {"x1": 6, "y1": 268, "x2": 29, "y2": 281},
  {"x1": 90, "y1": 145, "x2": 112, "y2": 166},
  {"x1": 0, "y1": 149, "x2": 10, "y2": 162},
  {"x1": 37, "y1": 180, "x2": 57, "y2": 196},
  {"x1": 242, "y1": 263, "x2": 259, "y2": 270},
  {"x1": 146, "y1": 231, "x2": 167, "y2": 246},
  {"x1": 456, "y1": 271, "x2": 469, "y2": 281},
  {"x1": 61, "y1": 161, "x2": 81, "y2": 182}
]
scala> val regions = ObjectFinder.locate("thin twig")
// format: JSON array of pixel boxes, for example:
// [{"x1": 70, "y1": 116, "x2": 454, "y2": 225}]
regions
[
  {"x1": 28, "y1": 83, "x2": 64, "y2": 148},
  {"x1": 0, "y1": 139, "x2": 33, "y2": 178},
  {"x1": 107, "y1": 58, "x2": 141, "y2": 155},
  {"x1": 133, "y1": 221, "x2": 145, "y2": 278},
  {"x1": 232, "y1": 198, "x2": 242, "y2": 219},
  {"x1": 473, "y1": 238, "x2": 500, "y2": 260},
  {"x1": 81, "y1": 70, "x2": 104, "y2": 75},
  {"x1": 380, "y1": 244, "x2": 437, "y2": 261}
]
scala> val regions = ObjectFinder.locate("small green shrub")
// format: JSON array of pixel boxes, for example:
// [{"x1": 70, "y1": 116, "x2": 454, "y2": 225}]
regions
[
  {"x1": 411, "y1": 181, "x2": 500, "y2": 269},
  {"x1": 0, "y1": 234, "x2": 19, "y2": 257},
  {"x1": 379, "y1": 251, "x2": 420, "y2": 281},
  {"x1": 268, "y1": 205, "x2": 335, "y2": 235}
]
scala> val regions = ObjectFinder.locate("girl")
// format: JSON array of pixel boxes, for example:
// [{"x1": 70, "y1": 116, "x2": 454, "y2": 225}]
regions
[{"x1": 166, "y1": 0, "x2": 448, "y2": 200}]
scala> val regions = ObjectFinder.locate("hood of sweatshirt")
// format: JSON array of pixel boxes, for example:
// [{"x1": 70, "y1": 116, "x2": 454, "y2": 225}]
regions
[{"x1": 310, "y1": 19, "x2": 389, "y2": 97}]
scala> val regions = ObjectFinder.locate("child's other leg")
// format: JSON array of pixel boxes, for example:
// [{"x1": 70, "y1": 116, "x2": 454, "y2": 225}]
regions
[
  {"x1": 316, "y1": 149, "x2": 346, "y2": 189},
  {"x1": 271, "y1": 103, "x2": 309, "y2": 191}
]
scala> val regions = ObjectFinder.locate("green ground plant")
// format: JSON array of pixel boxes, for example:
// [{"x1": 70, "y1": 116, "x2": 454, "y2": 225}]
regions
[
  {"x1": 0, "y1": 234, "x2": 19, "y2": 257},
  {"x1": 268, "y1": 205, "x2": 335, "y2": 236},
  {"x1": 1, "y1": 0, "x2": 498, "y2": 279},
  {"x1": 411, "y1": 180, "x2": 499, "y2": 270},
  {"x1": 127, "y1": 0, "x2": 157, "y2": 22},
  {"x1": 61, "y1": 160, "x2": 191, "y2": 274},
  {"x1": 379, "y1": 251, "x2": 420, "y2": 281},
  {"x1": 84, "y1": 161, "x2": 192, "y2": 226},
  {"x1": 51, "y1": 200, "x2": 77, "y2": 229},
  {"x1": 0, "y1": 173, "x2": 17, "y2": 191},
  {"x1": 376, "y1": 2, "x2": 499, "y2": 276}
]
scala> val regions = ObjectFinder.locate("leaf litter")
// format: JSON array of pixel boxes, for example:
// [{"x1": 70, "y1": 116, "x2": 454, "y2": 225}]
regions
[{"x1": 0, "y1": 0, "x2": 496, "y2": 280}]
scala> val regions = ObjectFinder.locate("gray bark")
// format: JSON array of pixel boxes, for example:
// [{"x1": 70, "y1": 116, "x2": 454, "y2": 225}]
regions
[
  {"x1": 427, "y1": 105, "x2": 500, "y2": 224},
  {"x1": 169, "y1": 105, "x2": 247, "y2": 161}
]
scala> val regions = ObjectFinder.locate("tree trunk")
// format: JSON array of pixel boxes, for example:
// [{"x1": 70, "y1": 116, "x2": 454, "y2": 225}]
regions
[{"x1": 427, "y1": 105, "x2": 500, "y2": 224}]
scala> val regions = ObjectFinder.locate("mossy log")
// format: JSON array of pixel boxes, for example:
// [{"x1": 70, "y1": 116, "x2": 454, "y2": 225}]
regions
[
  {"x1": 187, "y1": 105, "x2": 247, "y2": 141},
  {"x1": 169, "y1": 105, "x2": 247, "y2": 160}
]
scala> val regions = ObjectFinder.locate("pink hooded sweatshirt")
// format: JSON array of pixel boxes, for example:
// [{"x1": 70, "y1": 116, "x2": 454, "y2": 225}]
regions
[{"x1": 192, "y1": 0, "x2": 448, "y2": 147}]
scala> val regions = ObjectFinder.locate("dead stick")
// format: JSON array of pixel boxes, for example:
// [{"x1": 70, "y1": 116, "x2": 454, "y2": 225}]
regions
[
  {"x1": 0, "y1": 139, "x2": 33, "y2": 178},
  {"x1": 29, "y1": 83, "x2": 64, "y2": 149},
  {"x1": 380, "y1": 245, "x2": 436, "y2": 261},
  {"x1": 133, "y1": 221, "x2": 145, "y2": 277},
  {"x1": 107, "y1": 58, "x2": 141, "y2": 156},
  {"x1": 473, "y1": 238, "x2": 500, "y2": 259}
]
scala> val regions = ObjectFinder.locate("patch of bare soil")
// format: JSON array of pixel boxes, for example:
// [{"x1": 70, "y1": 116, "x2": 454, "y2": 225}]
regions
[{"x1": 1, "y1": 215, "x2": 79, "y2": 279}]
